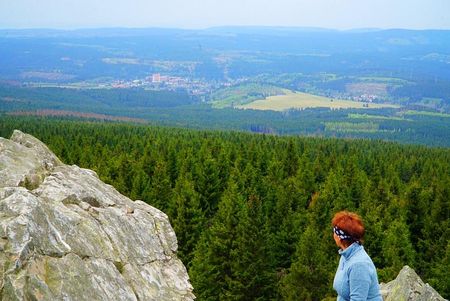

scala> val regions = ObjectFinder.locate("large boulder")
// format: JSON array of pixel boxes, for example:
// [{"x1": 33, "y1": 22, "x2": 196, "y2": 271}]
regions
[
  {"x1": 0, "y1": 130, "x2": 195, "y2": 300},
  {"x1": 380, "y1": 265, "x2": 447, "y2": 301}
]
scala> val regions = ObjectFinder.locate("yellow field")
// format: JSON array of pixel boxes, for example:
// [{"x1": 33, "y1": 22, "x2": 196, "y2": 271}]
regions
[{"x1": 237, "y1": 91, "x2": 399, "y2": 111}]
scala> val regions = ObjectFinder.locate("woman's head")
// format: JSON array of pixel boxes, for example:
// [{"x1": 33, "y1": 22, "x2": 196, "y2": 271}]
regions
[{"x1": 332, "y1": 211, "x2": 365, "y2": 248}]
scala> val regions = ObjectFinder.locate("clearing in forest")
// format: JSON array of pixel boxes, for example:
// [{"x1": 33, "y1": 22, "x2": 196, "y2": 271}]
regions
[{"x1": 237, "y1": 91, "x2": 399, "y2": 111}]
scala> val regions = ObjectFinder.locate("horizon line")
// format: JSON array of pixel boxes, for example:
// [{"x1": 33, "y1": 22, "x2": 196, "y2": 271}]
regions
[{"x1": 1, "y1": 25, "x2": 450, "y2": 32}]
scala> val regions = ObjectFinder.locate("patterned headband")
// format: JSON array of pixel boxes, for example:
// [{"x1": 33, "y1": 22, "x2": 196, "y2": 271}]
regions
[{"x1": 333, "y1": 226, "x2": 353, "y2": 241}]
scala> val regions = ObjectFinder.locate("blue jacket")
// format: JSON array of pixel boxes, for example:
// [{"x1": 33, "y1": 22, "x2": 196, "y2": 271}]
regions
[{"x1": 333, "y1": 242, "x2": 382, "y2": 301}]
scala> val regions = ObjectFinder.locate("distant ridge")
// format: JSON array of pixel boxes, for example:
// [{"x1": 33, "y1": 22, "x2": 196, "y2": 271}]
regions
[
  {"x1": 204, "y1": 26, "x2": 340, "y2": 34},
  {"x1": 0, "y1": 27, "x2": 191, "y2": 38},
  {"x1": 1, "y1": 26, "x2": 449, "y2": 38}
]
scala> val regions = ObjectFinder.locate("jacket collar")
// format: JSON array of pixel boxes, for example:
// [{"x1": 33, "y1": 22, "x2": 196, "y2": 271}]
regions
[{"x1": 338, "y1": 242, "x2": 362, "y2": 260}]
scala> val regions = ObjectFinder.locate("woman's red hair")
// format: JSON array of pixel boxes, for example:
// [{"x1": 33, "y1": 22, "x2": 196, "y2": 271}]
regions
[{"x1": 332, "y1": 211, "x2": 365, "y2": 246}]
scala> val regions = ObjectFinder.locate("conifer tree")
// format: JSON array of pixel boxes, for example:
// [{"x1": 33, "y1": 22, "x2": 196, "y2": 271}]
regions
[
  {"x1": 146, "y1": 158, "x2": 172, "y2": 211},
  {"x1": 429, "y1": 241, "x2": 450, "y2": 298},
  {"x1": 113, "y1": 153, "x2": 134, "y2": 195},
  {"x1": 195, "y1": 157, "x2": 222, "y2": 218},
  {"x1": 190, "y1": 180, "x2": 244, "y2": 300},
  {"x1": 262, "y1": 158, "x2": 286, "y2": 224},
  {"x1": 169, "y1": 173, "x2": 204, "y2": 266},
  {"x1": 405, "y1": 180, "x2": 428, "y2": 247},
  {"x1": 227, "y1": 195, "x2": 274, "y2": 300},
  {"x1": 420, "y1": 178, "x2": 450, "y2": 282},
  {"x1": 311, "y1": 168, "x2": 350, "y2": 226},
  {"x1": 283, "y1": 139, "x2": 299, "y2": 177},
  {"x1": 166, "y1": 144, "x2": 179, "y2": 186},
  {"x1": 130, "y1": 168, "x2": 149, "y2": 201},
  {"x1": 267, "y1": 177, "x2": 306, "y2": 274},
  {"x1": 380, "y1": 219, "x2": 416, "y2": 281},
  {"x1": 359, "y1": 196, "x2": 384, "y2": 268},
  {"x1": 296, "y1": 151, "x2": 316, "y2": 203},
  {"x1": 280, "y1": 222, "x2": 334, "y2": 301}
]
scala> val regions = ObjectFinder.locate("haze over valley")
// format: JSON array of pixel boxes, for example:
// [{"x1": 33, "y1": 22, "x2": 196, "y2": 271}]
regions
[{"x1": 0, "y1": 27, "x2": 449, "y2": 146}]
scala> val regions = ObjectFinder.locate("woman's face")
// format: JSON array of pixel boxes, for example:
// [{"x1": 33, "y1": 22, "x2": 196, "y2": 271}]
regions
[{"x1": 333, "y1": 232, "x2": 343, "y2": 248}]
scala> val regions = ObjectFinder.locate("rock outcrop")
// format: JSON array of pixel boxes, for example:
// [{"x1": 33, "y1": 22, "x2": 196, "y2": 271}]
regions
[
  {"x1": 380, "y1": 265, "x2": 447, "y2": 301},
  {"x1": 0, "y1": 130, "x2": 195, "y2": 300}
]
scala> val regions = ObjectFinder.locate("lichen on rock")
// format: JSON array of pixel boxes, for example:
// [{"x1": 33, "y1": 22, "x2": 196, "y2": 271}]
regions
[
  {"x1": 0, "y1": 130, "x2": 195, "y2": 300},
  {"x1": 380, "y1": 265, "x2": 447, "y2": 301}
]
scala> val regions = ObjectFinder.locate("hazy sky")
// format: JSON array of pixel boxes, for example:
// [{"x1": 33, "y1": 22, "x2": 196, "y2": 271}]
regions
[{"x1": 1, "y1": 0, "x2": 449, "y2": 30}]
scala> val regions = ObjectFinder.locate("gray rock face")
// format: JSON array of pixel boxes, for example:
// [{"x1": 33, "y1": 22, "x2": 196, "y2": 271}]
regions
[
  {"x1": 0, "y1": 130, "x2": 195, "y2": 300},
  {"x1": 380, "y1": 265, "x2": 447, "y2": 301}
]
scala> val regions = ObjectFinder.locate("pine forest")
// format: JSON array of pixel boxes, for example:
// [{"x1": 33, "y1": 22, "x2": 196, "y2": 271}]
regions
[{"x1": 1, "y1": 116, "x2": 449, "y2": 300}]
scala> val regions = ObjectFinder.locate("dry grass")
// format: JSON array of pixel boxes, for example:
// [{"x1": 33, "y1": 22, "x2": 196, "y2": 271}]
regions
[{"x1": 237, "y1": 91, "x2": 399, "y2": 111}]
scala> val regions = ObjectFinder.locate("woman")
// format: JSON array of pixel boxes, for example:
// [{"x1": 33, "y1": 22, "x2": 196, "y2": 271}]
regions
[{"x1": 332, "y1": 211, "x2": 382, "y2": 301}]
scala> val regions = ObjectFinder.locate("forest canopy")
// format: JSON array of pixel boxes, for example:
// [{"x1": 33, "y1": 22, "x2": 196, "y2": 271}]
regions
[{"x1": 1, "y1": 116, "x2": 449, "y2": 300}]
